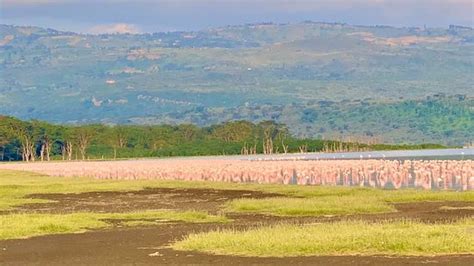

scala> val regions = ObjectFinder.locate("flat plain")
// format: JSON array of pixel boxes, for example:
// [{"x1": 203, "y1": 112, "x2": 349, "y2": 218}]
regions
[{"x1": 0, "y1": 167, "x2": 473, "y2": 265}]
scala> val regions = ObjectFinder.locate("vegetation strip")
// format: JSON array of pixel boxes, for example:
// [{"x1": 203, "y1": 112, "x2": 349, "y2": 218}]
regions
[
  {"x1": 173, "y1": 219, "x2": 474, "y2": 257},
  {"x1": 1, "y1": 116, "x2": 447, "y2": 162},
  {"x1": 0, "y1": 210, "x2": 228, "y2": 240},
  {"x1": 225, "y1": 189, "x2": 474, "y2": 216},
  {"x1": 226, "y1": 196, "x2": 395, "y2": 216}
]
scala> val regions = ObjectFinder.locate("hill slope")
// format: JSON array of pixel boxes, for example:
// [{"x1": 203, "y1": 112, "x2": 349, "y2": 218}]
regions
[{"x1": 0, "y1": 23, "x2": 473, "y2": 144}]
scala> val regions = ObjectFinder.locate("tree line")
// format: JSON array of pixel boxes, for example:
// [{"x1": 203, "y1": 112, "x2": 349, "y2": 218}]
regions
[{"x1": 0, "y1": 116, "x2": 445, "y2": 162}]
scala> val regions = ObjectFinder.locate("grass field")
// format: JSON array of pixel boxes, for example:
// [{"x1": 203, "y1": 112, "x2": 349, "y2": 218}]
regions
[
  {"x1": 173, "y1": 219, "x2": 474, "y2": 257},
  {"x1": 225, "y1": 190, "x2": 474, "y2": 216},
  {"x1": 0, "y1": 169, "x2": 473, "y2": 260},
  {"x1": 2, "y1": 170, "x2": 472, "y2": 212},
  {"x1": 226, "y1": 196, "x2": 396, "y2": 216},
  {"x1": 0, "y1": 170, "x2": 231, "y2": 240},
  {"x1": 0, "y1": 211, "x2": 227, "y2": 240}
]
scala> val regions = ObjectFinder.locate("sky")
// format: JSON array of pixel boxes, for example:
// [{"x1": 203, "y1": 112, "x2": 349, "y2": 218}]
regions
[{"x1": 1, "y1": 0, "x2": 473, "y2": 34}]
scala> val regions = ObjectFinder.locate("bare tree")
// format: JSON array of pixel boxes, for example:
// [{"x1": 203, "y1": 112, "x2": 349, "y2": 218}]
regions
[
  {"x1": 298, "y1": 144, "x2": 308, "y2": 153},
  {"x1": 61, "y1": 141, "x2": 73, "y2": 161},
  {"x1": 240, "y1": 141, "x2": 256, "y2": 155},
  {"x1": 0, "y1": 126, "x2": 9, "y2": 161},
  {"x1": 8, "y1": 123, "x2": 35, "y2": 162},
  {"x1": 277, "y1": 129, "x2": 289, "y2": 154},
  {"x1": 262, "y1": 127, "x2": 273, "y2": 155},
  {"x1": 21, "y1": 136, "x2": 35, "y2": 162},
  {"x1": 241, "y1": 142, "x2": 249, "y2": 155},
  {"x1": 75, "y1": 128, "x2": 94, "y2": 160},
  {"x1": 39, "y1": 135, "x2": 53, "y2": 161}
]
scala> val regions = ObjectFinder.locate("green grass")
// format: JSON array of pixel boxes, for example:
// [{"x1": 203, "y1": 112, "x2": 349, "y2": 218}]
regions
[
  {"x1": 0, "y1": 170, "x2": 368, "y2": 211},
  {"x1": 225, "y1": 189, "x2": 474, "y2": 216},
  {"x1": 0, "y1": 170, "x2": 238, "y2": 211},
  {"x1": 1, "y1": 170, "x2": 473, "y2": 217},
  {"x1": 226, "y1": 196, "x2": 395, "y2": 216},
  {"x1": 2, "y1": 168, "x2": 473, "y2": 256},
  {"x1": 0, "y1": 170, "x2": 232, "y2": 240},
  {"x1": 250, "y1": 185, "x2": 474, "y2": 203},
  {"x1": 0, "y1": 210, "x2": 228, "y2": 240},
  {"x1": 173, "y1": 218, "x2": 474, "y2": 257}
]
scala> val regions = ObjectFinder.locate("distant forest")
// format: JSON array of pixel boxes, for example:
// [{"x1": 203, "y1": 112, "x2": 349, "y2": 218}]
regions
[{"x1": 0, "y1": 116, "x2": 445, "y2": 162}]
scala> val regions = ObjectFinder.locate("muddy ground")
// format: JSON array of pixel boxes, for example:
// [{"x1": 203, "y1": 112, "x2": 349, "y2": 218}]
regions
[{"x1": 1, "y1": 188, "x2": 473, "y2": 265}]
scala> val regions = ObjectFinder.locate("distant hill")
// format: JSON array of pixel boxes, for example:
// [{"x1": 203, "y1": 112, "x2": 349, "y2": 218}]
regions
[{"x1": 0, "y1": 22, "x2": 473, "y2": 145}]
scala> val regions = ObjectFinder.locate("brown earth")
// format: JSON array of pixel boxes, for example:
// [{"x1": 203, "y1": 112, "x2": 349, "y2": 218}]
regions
[
  {"x1": 9, "y1": 188, "x2": 282, "y2": 214},
  {"x1": 1, "y1": 188, "x2": 473, "y2": 265}
]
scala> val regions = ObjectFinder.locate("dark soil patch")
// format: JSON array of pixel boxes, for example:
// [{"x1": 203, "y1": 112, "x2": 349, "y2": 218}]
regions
[
  {"x1": 1, "y1": 188, "x2": 473, "y2": 265},
  {"x1": 1, "y1": 223, "x2": 472, "y2": 265},
  {"x1": 13, "y1": 188, "x2": 474, "y2": 224},
  {"x1": 390, "y1": 201, "x2": 474, "y2": 223},
  {"x1": 11, "y1": 188, "x2": 282, "y2": 214},
  {"x1": 226, "y1": 201, "x2": 474, "y2": 225}
]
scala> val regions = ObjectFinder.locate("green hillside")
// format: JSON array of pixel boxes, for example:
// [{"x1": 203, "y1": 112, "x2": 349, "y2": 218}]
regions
[{"x1": 0, "y1": 22, "x2": 472, "y2": 145}]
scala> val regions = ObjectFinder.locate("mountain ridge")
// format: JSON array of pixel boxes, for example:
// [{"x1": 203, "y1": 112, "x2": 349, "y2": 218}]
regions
[{"x1": 0, "y1": 22, "x2": 472, "y2": 144}]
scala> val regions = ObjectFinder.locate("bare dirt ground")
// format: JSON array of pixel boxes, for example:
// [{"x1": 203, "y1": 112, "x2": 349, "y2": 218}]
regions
[
  {"x1": 9, "y1": 188, "x2": 282, "y2": 214},
  {"x1": 1, "y1": 188, "x2": 473, "y2": 265}
]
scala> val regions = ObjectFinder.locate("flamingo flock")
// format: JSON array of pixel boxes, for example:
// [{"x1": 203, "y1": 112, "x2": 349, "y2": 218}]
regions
[{"x1": 0, "y1": 159, "x2": 472, "y2": 191}]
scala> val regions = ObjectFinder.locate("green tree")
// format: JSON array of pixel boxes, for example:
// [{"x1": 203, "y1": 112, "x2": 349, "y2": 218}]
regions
[{"x1": 210, "y1": 121, "x2": 255, "y2": 143}]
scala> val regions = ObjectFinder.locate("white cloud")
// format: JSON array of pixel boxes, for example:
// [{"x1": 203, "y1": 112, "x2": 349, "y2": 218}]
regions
[{"x1": 87, "y1": 23, "x2": 141, "y2": 34}]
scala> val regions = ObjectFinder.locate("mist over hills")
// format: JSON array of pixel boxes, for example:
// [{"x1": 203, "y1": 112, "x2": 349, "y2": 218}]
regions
[{"x1": 0, "y1": 22, "x2": 473, "y2": 145}]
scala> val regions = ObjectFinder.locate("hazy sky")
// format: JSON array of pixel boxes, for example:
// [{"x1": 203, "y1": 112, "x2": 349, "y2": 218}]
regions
[{"x1": 1, "y1": 0, "x2": 473, "y2": 33}]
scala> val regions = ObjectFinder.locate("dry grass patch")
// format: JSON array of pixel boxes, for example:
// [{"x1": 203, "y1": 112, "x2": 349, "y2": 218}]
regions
[
  {"x1": 173, "y1": 218, "x2": 474, "y2": 257},
  {"x1": 226, "y1": 196, "x2": 395, "y2": 216},
  {"x1": 0, "y1": 210, "x2": 228, "y2": 240}
]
